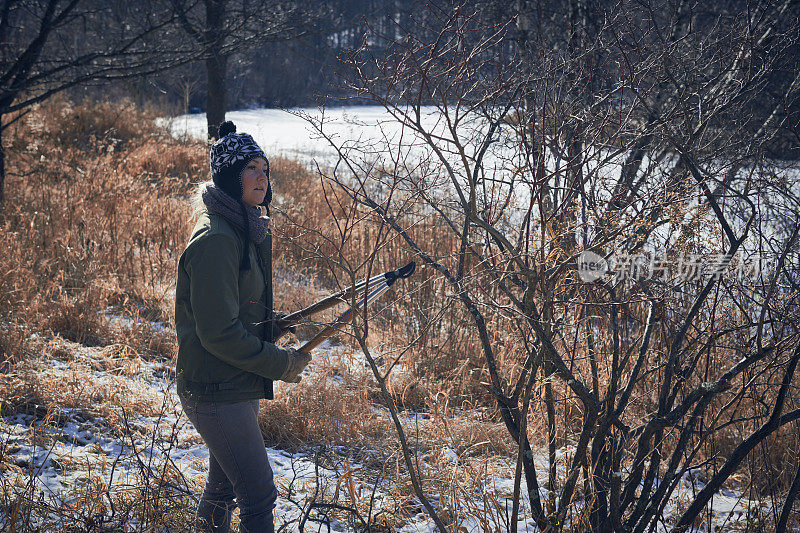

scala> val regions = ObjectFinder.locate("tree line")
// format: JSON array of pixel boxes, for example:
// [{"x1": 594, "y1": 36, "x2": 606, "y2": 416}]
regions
[{"x1": 1, "y1": 1, "x2": 797, "y2": 197}]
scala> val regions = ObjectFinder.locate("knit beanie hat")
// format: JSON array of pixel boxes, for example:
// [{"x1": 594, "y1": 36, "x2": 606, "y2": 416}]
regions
[{"x1": 210, "y1": 121, "x2": 271, "y2": 207}]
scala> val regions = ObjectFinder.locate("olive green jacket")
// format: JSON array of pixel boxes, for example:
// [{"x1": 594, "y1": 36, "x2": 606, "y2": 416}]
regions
[{"x1": 174, "y1": 210, "x2": 289, "y2": 402}]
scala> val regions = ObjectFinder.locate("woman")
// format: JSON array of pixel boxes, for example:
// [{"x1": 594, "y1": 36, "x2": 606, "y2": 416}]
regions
[{"x1": 175, "y1": 121, "x2": 311, "y2": 532}]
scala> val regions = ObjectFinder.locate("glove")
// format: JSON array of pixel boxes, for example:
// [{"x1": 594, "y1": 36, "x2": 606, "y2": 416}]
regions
[
  {"x1": 271, "y1": 311, "x2": 296, "y2": 341},
  {"x1": 276, "y1": 311, "x2": 297, "y2": 334},
  {"x1": 280, "y1": 348, "x2": 312, "y2": 383}
]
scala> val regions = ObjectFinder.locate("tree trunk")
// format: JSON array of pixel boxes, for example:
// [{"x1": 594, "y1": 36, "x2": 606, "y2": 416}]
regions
[
  {"x1": 204, "y1": 0, "x2": 227, "y2": 140},
  {"x1": 205, "y1": 52, "x2": 227, "y2": 140},
  {"x1": 0, "y1": 119, "x2": 5, "y2": 209}
]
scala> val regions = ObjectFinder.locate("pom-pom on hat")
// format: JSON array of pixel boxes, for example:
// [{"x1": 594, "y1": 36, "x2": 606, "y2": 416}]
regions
[{"x1": 209, "y1": 121, "x2": 270, "y2": 204}]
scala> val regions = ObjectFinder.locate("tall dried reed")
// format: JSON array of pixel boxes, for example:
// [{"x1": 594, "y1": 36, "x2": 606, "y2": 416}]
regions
[{"x1": 1, "y1": 99, "x2": 202, "y2": 361}]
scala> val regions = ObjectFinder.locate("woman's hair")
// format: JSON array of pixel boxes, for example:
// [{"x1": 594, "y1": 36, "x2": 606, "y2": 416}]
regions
[{"x1": 191, "y1": 181, "x2": 211, "y2": 217}]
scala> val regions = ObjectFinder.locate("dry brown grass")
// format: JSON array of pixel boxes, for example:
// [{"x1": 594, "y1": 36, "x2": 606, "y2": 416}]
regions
[
  {"x1": 259, "y1": 348, "x2": 512, "y2": 456},
  {"x1": 269, "y1": 153, "x2": 518, "y2": 407},
  {"x1": 0, "y1": 340, "x2": 168, "y2": 424},
  {"x1": 2, "y1": 98, "x2": 201, "y2": 362},
  {"x1": 0, "y1": 336, "x2": 195, "y2": 532},
  {"x1": 0, "y1": 100, "x2": 204, "y2": 530}
]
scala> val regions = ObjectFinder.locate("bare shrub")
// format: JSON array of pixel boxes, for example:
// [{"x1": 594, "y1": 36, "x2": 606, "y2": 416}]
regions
[{"x1": 297, "y1": 1, "x2": 800, "y2": 530}]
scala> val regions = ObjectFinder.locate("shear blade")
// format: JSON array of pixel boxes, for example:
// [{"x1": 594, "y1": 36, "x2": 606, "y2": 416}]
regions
[{"x1": 385, "y1": 261, "x2": 416, "y2": 285}]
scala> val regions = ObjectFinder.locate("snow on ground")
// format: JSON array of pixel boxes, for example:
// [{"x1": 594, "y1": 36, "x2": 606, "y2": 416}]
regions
[
  {"x1": 0, "y1": 337, "x2": 378, "y2": 531},
  {"x1": 0, "y1": 325, "x2": 529, "y2": 531}
]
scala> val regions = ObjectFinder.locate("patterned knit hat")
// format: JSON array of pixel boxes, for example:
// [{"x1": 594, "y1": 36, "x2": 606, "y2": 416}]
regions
[{"x1": 210, "y1": 121, "x2": 271, "y2": 206}]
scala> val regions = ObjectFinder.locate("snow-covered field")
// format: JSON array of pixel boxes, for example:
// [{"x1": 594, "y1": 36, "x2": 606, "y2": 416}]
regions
[{"x1": 164, "y1": 106, "x2": 450, "y2": 167}]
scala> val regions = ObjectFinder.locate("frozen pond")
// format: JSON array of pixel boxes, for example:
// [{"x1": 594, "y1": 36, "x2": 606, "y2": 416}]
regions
[{"x1": 164, "y1": 106, "x2": 450, "y2": 167}]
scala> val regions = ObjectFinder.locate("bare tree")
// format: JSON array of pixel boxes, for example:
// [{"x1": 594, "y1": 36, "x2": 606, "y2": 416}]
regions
[
  {"x1": 0, "y1": 0, "x2": 204, "y2": 207},
  {"x1": 170, "y1": 0, "x2": 319, "y2": 139},
  {"x1": 302, "y1": 0, "x2": 800, "y2": 530},
  {"x1": 0, "y1": 0, "x2": 326, "y2": 207}
]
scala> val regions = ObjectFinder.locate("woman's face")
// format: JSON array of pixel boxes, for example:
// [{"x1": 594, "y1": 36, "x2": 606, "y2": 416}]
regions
[{"x1": 240, "y1": 157, "x2": 269, "y2": 207}]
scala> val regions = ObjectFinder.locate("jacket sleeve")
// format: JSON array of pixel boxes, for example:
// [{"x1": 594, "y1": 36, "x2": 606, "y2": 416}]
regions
[{"x1": 183, "y1": 233, "x2": 289, "y2": 381}]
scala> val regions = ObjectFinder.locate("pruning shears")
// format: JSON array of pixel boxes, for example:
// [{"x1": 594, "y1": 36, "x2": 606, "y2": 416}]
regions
[{"x1": 277, "y1": 262, "x2": 416, "y2": 354}]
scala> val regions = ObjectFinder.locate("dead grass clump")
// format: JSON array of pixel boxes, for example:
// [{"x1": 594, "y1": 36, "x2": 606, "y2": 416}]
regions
[
  {"x1": 1, "y1": 99, "x2": 200, "y2": 362},
  {"x1": 0, "y1": 353, "x2": 165, "y2": 428},
  {"x1": 0, "y1": 323, "x2": 34, "y2": 370},
  {"x1": 40, "y1": 99, "x2": 160, "y2": 151},
  {"x1": 125, "y1": 141, "x2": 206, "y2": 184},
  {"x1": 379, "y1": 370, "x2": 437, "y2": 414},
  {"x1": 744, "y1": 426, "x2": 800, "y2": 496},
  {"x1": 260, "y1": 367, "x2": 392, "y2": 453},
  {"x1": 30, "y1": 291, "x2": 108, "y2": 348}
]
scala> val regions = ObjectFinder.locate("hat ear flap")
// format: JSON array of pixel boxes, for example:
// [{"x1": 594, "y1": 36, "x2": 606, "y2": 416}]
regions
[{"x1": 260, "y1": 181, "x2": 272, "y2": 214}]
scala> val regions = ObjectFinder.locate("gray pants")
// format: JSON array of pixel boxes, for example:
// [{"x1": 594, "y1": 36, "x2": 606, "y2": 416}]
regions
[{"x1": 180, "y1": 396, "x2": 277, "y2": 533}]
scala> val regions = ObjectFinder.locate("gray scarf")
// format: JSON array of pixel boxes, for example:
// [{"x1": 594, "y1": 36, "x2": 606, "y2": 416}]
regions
[{"x1": 201, "y1": 183, "x2": 270, "y2": 245}]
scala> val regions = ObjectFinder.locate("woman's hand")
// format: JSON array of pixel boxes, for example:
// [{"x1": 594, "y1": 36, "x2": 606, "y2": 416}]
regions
[{"x1": 280, "y1": 348, "x2": 312, "y2": 383}]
